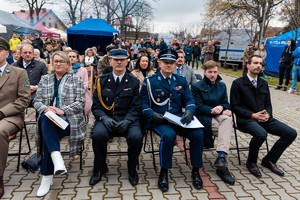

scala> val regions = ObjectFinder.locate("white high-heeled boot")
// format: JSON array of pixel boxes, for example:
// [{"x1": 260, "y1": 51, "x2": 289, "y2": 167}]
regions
[
  {"x1": 51, "y1": 151, "x2": 67, "y2": 175},
  {"x1": 36, "y1": 175, "x2": 53, "y2": 197}
]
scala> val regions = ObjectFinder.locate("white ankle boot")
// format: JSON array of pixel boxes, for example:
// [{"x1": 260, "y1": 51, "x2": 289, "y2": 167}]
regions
[
  {"x1": 51, "y1": 151, "x2": 67, "y2": 175},
  {"x1": 37, "y1": 175, "x2": 53, "y2": 197}
]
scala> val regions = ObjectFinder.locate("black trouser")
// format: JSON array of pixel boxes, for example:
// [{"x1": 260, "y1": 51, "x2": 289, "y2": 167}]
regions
[
  {"x1": 238, "y1": 118, "x2": 297, "y2": 164},
  {"x1": 91, "y1": 120, "x2": 143, "y2": 174},
  {"x1": 278, "y1": 64, "x2": 292, "y2": 86}
]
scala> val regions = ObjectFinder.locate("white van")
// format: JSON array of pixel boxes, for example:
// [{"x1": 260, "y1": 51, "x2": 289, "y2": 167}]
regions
[{"x1": 218, "y1": 28, "x2": 252, "y2": 65}]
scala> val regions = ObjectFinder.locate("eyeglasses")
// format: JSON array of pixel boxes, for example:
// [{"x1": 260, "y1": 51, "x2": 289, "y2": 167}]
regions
[{"x1": 53, "y1": 60, "x2": 67, "y2": 64}]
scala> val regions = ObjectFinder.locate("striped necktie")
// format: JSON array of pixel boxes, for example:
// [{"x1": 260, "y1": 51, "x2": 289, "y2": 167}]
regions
[{"x1": 251, "y1": 79, "x2": 257, "y2": 88}]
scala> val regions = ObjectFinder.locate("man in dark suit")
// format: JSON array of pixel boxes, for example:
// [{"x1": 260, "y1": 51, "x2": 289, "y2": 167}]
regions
[
  {"x1": 90, "y1": 48, "x2": 143, "y2": 187},
  {"x1": 140, "y1": 49, "x2": 204, "y2": 192},
  {"x1": 230, "y1": 55, "x2": 297, "y2": 178},
  {"x1": 0, "y1": 37, "x2": 31, "y2": 198},
  {"x1": 12, "y1": 43, "x2": 48, "y2": 105}
]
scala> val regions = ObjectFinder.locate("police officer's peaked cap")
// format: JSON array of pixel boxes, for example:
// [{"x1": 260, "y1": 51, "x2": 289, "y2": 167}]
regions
[
  {"x1": 110, "y1": 47, "x2": 128, "y2": 59},
  {"x1": 158, "y1": 48, "x2": 178, "y2": 62},
  {"x1": 0, "y1": 36, "x2": 10, "y2": 51}
]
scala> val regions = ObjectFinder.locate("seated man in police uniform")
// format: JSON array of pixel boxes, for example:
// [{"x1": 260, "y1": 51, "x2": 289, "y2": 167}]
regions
[
  {"x1": 140, "y1": 49, "x2": 204, "y2": 192},
  {"x1": 90, "y1": 47, "x2": 143, "y2": 187}
]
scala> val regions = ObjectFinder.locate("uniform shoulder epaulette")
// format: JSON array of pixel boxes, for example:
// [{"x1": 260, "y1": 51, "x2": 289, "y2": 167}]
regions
[{"x1": 147, "y1": 73, "x2": 157, "y2": 78}]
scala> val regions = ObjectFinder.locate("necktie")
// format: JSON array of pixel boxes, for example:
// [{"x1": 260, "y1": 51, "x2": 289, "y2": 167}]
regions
[
  {"x1": 251, "y1": 79, "x2": 257, "y2": 88},
  {"x1": 0, "y1": 69, "x2": 2, "y2": 77},
  {"x1": 177, "y1": 68, "x2": 181, "y2": 76},
  {"x1": 166, "y1": 77, "x2": 171, "y2": 85},
  {"x1": 116, "y1": 77, "x2": 120, "y2": 88}
]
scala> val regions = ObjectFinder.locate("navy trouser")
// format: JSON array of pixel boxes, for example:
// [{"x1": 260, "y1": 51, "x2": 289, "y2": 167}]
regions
[
  {"x1": 238, "y1": 118, "x2": 297, "y2": 164},
  {"x1": 91, "y1": 120, "x2": 143, "y2": 174},
  {"x1": 153, "y1": 123, "x2": 204, "y2": 169},
  {"x1": 39, "y1": 114, "x2": 70, "y2": 175}
]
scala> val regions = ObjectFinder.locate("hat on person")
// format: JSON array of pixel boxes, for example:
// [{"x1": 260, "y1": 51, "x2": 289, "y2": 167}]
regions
[
  {"x1": 0, "y1": 36, "x2": 10, "y2": 51},
  {"x1": 106, "y1": 45, "x2": 115, "y2": 52},
  {"x1": 158, "y1": 48, "x2": 178, "y2": 62},
  {"x1": 110, "y1": 48, "x2": 128, "y2": 59},
  {"x1": 139, "y1": 47, "x2": 147, "y2": 53}
]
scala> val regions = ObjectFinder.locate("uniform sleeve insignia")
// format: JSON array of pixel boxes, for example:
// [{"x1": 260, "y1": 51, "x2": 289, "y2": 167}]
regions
[{"x1": 24, "y1": 77, "x2": 30, "y2": 87}]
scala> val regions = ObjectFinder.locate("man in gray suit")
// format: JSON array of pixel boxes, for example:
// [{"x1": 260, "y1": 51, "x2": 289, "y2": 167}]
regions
[
  {"x1": 174, "y1": 49, "x2": 197, "y2": 85},
  {"x1": 0, "y1": 37, "x2": 31, "y2": 198}
]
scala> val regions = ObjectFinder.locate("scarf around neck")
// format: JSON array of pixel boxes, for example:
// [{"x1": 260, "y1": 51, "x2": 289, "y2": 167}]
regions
[{"x1": 72, "y1": 62, "x2": 81, "y2": 73}]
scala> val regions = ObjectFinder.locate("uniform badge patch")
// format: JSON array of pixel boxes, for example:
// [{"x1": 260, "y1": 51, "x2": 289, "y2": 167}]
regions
[
  {"x1": 175, "y1": 86, "x2": 183, "y2": 90},
  {"x1": 24, "y1": 77, "x2": 30, "y2": 87}
]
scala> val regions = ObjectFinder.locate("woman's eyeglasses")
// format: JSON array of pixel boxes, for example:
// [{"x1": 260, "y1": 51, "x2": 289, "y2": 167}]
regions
[{"x1": 53, "y1": 60, "x2": 67, "y2": 64}]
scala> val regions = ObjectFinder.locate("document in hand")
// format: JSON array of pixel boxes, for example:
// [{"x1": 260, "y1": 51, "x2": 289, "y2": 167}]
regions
[
  {"x1": 163, "y1": 111, "x2": 204, "y2": 128},
  {"x1": 45, "y1": 110, "x2": 69, "y2": 130}
]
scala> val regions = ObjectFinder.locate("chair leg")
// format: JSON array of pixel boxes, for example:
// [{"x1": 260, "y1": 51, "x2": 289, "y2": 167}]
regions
[
  {"x1": 79, "y1": 145, "x2": 83, "y2": 170},
  {"x1": 149, "y1": 131, "x2": 157, "y2": 171},
  {"x1": 182, "y1": 137, "x2": 188, "y2": 165},
  {"x1": 16, "y1": 128, "x2": 23, "y2": 172},
  {"x1": 265, "y1": 139, "x2": 269, "y2": 153},
  {"x1": 234, "y1": 127, "x2": 241, "y2": 165},
  {"x1": 23, "y1": 124, "x2": 31, "y2": 153}
]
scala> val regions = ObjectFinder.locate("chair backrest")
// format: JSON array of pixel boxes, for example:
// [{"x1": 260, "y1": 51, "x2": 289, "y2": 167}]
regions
[{"x1": 85, "y1": 66, "x2": 94, "y2": 91}]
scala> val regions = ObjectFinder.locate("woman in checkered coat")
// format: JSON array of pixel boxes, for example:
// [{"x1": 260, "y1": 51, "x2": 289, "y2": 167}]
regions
[{"x1": 33, "y1": 51, "x2": 86, "y2": 197}]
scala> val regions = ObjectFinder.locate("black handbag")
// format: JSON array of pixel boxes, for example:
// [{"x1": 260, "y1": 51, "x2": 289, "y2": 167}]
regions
[{"x1": 21, "y1": 153, "x2": 41, "y2": 173}]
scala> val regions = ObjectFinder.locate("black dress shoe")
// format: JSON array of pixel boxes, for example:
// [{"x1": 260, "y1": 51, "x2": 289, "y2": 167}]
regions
[
  {"x1": 128, "y1": 169, "x2": 139, "y2": 186},
  {"x1": 261, "y1": 159, "x2": 285, "y2": 176},
  {"x1": 246, "y1": 162, "x2": 262, "y2": 178},
  {"x1": 216, "y1": 168, "x2": 235, "y2": 185},
  {"x1": 214, "y1": 157, "x2": 227, "y2": 171},
  {"x1": 191, "y1": 169, "x2": 202, "y2": 190},
  {"x1": 89, "y1": 165, "x2": 108, "y2": 186},
  {"x1": 158, "y1": 170, "x2": 169, "y2": 192}
]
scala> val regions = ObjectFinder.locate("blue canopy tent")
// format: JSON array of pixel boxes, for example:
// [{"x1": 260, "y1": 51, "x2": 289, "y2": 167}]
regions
[
  {"x1": 265, "y1": 28, "x2": 300, "y2": 75},
  {"x1": 67, "y1": 18, "x2": 119, "y2": 54}
]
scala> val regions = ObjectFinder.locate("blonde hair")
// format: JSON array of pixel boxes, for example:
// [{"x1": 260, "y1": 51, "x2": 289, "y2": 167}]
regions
[
  {"x1": 50, "y1": 51, "x2": 73, "y2": 74},
  {"x1": 85, "y1": 48, "x2": 95, "y2": 56}
]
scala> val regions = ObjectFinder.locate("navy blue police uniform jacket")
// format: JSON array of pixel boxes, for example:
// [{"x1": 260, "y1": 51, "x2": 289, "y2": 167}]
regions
[
  {"x1": 140, "y1": 71, "x2": 195, "y2": 128},
  {"x1": 92, "y1": 72, "x2": 140, "y2": 123}
]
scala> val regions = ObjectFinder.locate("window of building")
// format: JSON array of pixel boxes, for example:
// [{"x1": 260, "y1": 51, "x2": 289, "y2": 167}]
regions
[
  {"x1": 55, "y1": 23, "x2": 58, "y2": 28},
  {"x1": 42, "y1": 22, "x2": 46, "y2": 27},
  {"x1": 49, "y1": 23, "x2": 52, "y2": 28}
]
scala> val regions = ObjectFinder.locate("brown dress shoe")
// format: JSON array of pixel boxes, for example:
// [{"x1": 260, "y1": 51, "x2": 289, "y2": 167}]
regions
[
  {"x1": 246, "y1": 162, "x2": 262, "y2": 178},
  {"x1": 0, "y1": 176, "x2": 4, "y2": 199},
  {"x1": 261, "y1": 159, "x2": 285, "y2": 176}
]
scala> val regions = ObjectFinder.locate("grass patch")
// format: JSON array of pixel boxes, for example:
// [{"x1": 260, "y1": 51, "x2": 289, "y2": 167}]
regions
[{"x1": 219, "y1": 67, "x2": 280, "y2": 87}]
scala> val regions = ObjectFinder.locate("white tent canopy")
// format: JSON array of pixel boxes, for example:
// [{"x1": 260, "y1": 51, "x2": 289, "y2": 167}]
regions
[
  {"x1": 48, "y1": 27, "x2": 67, "y2": 40},
  {"x1": 0, "y1": 24, "x2": 7, "y2": 33}
]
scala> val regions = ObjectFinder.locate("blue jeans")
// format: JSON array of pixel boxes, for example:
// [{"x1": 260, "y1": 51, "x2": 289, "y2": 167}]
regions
[
  {"x1": 153, "y1": 123, "x2": 203, "y2": 169},
  {"x1": 192, "y1": 55, "x2": 200, "y2": 69},
  {"x1": 291, "y1": 64, "x2": 300, "y2": 90}
]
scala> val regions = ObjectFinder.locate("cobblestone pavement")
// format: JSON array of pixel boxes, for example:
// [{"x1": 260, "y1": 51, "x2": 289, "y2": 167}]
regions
[{"x1": 3, "y1": 69, "x2": 300, "y2": 200}]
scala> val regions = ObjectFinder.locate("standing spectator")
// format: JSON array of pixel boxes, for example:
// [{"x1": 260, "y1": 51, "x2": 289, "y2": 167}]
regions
[
  {"x1": 83, "y1": 48, "x2": 98, "y2": 68},
  {"x1": 276, "y1": 40, "x2": 295, "y2": 91},
  {"x1": 159, "y1": 38, "x2": 168, "y2": 51},
  {"x1": 44, "y1": 43, "x2": 54, "y2": 64},
  {"x1": 0, "y1": 37, "x2": 31, "y2": 199},
  {"x1": 133, "y1": 40, "x2": 141, "y2": 59},
  {"x1": 230, "y1": 55, "x2": 297, "y2": 178},
  {"x1": 9, "y1": 33, "x2": 21, "y2": 51},
  {"x1": 184, "y1": 42, "x2": 193, "y2": 66},
  {"x1": 254, "y1": 44, "x2": 268, "y2": 78},
  {"x1": 32, "y1": 33, "x2": 44, "y2": 56},
  {"x1": 204, "y1": 40, "x2": 215, "y2": 63},
  {"x1": 150, "y1": 38, "x2": 157, "y2": 50},
  {"x1": 242, "y1": 43, "x2": 255, "y2": 75},
  {"x1": 288, "y1": 44, "x2": 300, "y2": 94},
  {"x1": 12, "y1": 44, "x2": 48, "y2": 105},
  {"x1": 34, "y1": 51, "x2": 86, "y2": 197},
  {"x1": 174, "y1": 49, "x2": 197, "y2": 85},
  {"x1": 192, "y1": 41, "x2": 201, "y2": 70}
]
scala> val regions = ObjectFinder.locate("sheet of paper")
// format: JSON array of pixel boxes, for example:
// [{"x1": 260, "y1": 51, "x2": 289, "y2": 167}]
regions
[
  {"x1": 45, "y1": 110, "x2": 69, "y2": 130},
  {"x1": 163, "y1": 111, "x2": 204, "y2": 128}
]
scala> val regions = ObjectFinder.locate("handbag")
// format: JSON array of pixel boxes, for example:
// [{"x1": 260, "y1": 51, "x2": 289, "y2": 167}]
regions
[{"x1": 21, "y1": 153, "x2": 41, "y2": 173}]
